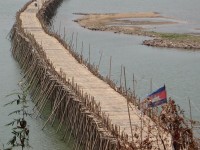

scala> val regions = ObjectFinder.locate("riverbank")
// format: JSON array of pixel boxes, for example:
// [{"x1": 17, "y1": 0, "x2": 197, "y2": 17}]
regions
[{"x1": 74, "y1": 12, "x2": 200, "y2": 50}]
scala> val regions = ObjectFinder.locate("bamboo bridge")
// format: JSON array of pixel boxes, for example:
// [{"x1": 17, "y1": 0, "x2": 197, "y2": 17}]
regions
[
  {"x1": 21, "y1": 0, "x2": 141, "y2": 137},
  {"x1": 10, "y1": 0, "x2": 173, "y2": 149}
]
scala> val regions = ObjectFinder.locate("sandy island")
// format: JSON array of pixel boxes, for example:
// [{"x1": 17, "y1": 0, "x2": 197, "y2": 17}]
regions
[{"x1": 74, "y1": 12, "x2": 200, "y2": 50}]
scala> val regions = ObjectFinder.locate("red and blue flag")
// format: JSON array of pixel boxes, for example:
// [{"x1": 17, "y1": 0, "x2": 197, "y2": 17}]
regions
[{"x1": 147, "y1": 85, "x2": 167, "y2": 107}]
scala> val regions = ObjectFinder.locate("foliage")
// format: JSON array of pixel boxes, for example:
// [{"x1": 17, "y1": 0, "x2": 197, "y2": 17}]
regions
[
  {"x1": 148, "y1": 31, "x2": 200, "y2": 42},
  {"x1": 158, "y1": 98, "x2": 199, "y2": 149},
  {"x1": 3, "y1": 82, "x2": 31, "y2": 150},
  {"x1": 159, "y1": 33, "x2": 191, "y2": 40}
]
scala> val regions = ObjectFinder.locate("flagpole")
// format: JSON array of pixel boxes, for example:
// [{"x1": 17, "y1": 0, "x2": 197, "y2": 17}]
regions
[{"x1": 123, "y1": 67, "x2": 134, "y2": 141}]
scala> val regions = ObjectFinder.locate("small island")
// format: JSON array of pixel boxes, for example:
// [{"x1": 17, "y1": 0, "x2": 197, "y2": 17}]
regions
[{"x1": 74, "y1": 12, "x2": 200, "y2": 50}]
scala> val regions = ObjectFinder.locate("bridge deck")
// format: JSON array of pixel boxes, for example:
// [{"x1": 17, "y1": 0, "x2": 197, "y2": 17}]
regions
[{"x1": 20, "y1": 0, "x2": 171, "y2": 147}]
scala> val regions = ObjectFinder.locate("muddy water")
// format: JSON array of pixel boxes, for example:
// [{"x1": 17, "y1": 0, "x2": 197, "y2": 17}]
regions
[
  {"x1": 0, "y1": 0, "x2": 73, "y2": 149},
  {"x1": 52, "y1": 0, "x2": 200, "y2": 120}
]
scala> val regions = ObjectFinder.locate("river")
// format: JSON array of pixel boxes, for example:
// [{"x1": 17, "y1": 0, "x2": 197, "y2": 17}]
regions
[
  {"x1": 1, "y1": 0, "x2": 200, "y2": 149},
  {"x1": 51, "y1": 0, "x2": 200, "y2": 120},
  {"x1": 0, "y1": 0, "x2": 72, "y2": 149}
]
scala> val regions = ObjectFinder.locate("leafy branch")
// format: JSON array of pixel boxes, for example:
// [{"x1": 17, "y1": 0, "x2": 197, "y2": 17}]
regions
[{"x1": 3, "y1": 81, "x2": 31, "y2": 150}]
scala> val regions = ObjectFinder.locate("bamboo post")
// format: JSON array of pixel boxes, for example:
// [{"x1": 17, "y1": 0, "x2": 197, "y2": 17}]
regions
[
  {"x1": 67, "y1": 103, "x2": 79, "y2": 144},
  {"x1": 140, "y1": 112, "x2": 143, "y2": 149},
  {"x1": 63, "y1": 27, "x2": 66, "y2": 41},
  {"x1": 188, "y1": 97, "x2": 193, "y2": 129},
  {"x1": 89, "y1": 44, "x2": 91, "y2": 66},
  {"x1": 99, "y1": 138, "x2": 103, "y2": 150},
  {"x1": 73, "y1": 112, "x2": 85, "y2": 148},
  {"x1": 42, "y1": 92, "x2": 67, "y2": 130},
  {"x1": 120, "y1": 65, "x2": 123, "y2": 90},
  {"x1": 91, "y1": 130, "x2": 98, "y2": 150},
  {"x1": 59, "y1": 21, "x2": 61, "y2": 35},
  {"x1": 69, "y1": 32, "x2": 74, "y2": 49},
  {"x1": 81, "y1": 41, "x2": 84, "y2": 63},
  {"x1": 56, "y1": 96, "x2": 70, "y2": 132},
  {"x1": 109, "y1": 56, "x2": 112, "y2": 81},
  {"x1": 104, "y1": 139, "x2": 110, "y2": 150},
  {"x1": 150, "y1": 78, "x2": 152, "y2": 94},
  {"x1": 77, "y1": 115, "x2": 88, "y2": 150},
  {"x1": 133, "y1": 73, "x2": 135, "y2": 98},
  {"x1": 97, "y1": 50, "x2": 103, "y2": 71},
  {"x1": 123, "y1": 67, "x2": 134, "y2": 141},
  {"x1": 35, "y1": 81, "x2": 56, "y2": 118}
]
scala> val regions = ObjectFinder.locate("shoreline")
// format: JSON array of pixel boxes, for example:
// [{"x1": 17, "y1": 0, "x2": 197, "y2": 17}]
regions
[{"x1": 74, "y1": 12, "x2": 200, "y2": 50}]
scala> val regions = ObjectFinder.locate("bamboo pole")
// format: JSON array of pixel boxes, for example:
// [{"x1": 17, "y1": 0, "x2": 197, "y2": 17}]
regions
[
  {"x1": 81, "y1": 41, "x2": 84, "y2": 63},
  {"x1": 42, "y1": 92, "x2": 67, "y2": 130},
  {"x1": 123, "y1": 67, "x2": 134, "y2": 141},
  {"x1": 89, "y1": 44, "x2": 91, "y2": 66},
  {"x1": 120, "y1": 65, "x2": 123, "y2": 89},
  {"x1": 109, "y1": 56, "x2": 112, "y2": 81},
  {"x1": 188, "y1": 97, "x2": 193, "y2": 129},
  {"x1": 75, "y1": 32, "x2": 78, "y2": 51},
  {"x1": 66, "y1": 103, "x2": 80, "y2": 143},
  {"x1": 140, "y1": 112, "x2": 143, "y2": 149},
  {"x1": 132, "y1": 73, "x2": 135, "y2": 98},
  {"x1": 91, "y1": 130, "x2": 98, "y2": 150},
  {"x1": 35, "y1": 81, "x2": 56, "y2": 117},
  {"x1": 97, "y1": 50, "x2": 103, "y2": 71},
  {"x1": 63, "y1": 27, "x2": 66, "y2": 41},
  {"x1": 77, "y1": 115, "x2": 89, "y2": 150},
  {"x1": 59, "y1": 21, "x2": 61, "y2": 35},
  {"x1": 56, "y1": 96, "x2": 70, "y2": 133}
]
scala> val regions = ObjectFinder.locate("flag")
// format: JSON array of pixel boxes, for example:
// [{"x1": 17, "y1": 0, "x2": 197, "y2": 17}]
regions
[{"x1": 147, "y1": 85, "x2": 167, "y2": 107}]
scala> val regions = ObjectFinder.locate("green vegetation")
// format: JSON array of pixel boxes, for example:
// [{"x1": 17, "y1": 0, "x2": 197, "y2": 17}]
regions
[
  {"x1": 150, "y1": 31, "x2": 200, "y2": 42},
  {"x1": 3, "y1": 82, "x2": 31, "y2": 150},
  {"x1": 158, "y1": 32, "x2": 200, "y2": 42}
]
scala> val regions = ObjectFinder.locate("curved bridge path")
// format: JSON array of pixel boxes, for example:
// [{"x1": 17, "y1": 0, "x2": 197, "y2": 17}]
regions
[{"x1": 20, "y1": 0, "x2": 172, "y2": 148}]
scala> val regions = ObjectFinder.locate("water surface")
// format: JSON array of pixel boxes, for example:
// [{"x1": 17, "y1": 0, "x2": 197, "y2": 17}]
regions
[
  {"x1": 52, "y1": 0, "x2": 200, "y2": 120},
  {"x1": 0, "y1": 0, "x2": 72, "y2": 149}
]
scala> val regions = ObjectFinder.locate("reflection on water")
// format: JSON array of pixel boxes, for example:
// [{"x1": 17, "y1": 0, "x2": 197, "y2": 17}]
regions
[
  {"x1": 0, "y1": 0, "x2": 72, "y2": 149},
  {"x1": 52, "y1": 0, "x2": 200, "y2": 120}
]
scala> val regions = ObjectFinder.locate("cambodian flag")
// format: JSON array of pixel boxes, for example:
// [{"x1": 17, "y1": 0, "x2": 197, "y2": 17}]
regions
[{"x1": 147, "y1": 85, "x2": 167, "y2": 107}]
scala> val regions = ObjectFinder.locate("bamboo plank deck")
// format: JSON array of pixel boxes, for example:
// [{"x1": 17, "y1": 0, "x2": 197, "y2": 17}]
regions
[{"x1": 20, "y1": 0, "x2": 172, "y2": 147}]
